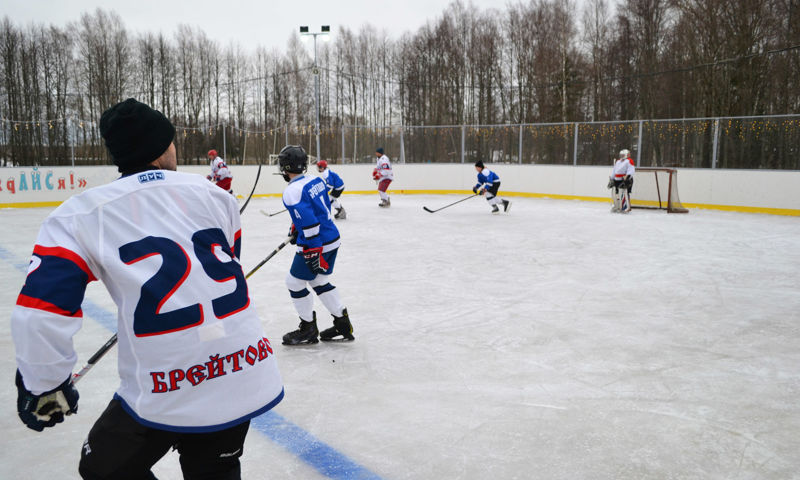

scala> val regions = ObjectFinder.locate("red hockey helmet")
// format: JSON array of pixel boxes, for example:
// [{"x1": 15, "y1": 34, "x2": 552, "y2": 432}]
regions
[
  {"x1": 208, "y1": 149, "x2": 218, "y2": 158},
  {"x1": 317, "y1": 160, "x2": 328, "y2": 170}
]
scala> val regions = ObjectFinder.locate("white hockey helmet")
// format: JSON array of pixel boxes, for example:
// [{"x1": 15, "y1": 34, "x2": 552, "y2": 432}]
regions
[{"x1": 619, "y1": 149, "x2": 630, "y2": 159}]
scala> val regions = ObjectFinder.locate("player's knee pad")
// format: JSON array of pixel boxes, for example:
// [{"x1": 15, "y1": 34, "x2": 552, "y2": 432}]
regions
[
  {"x1": 308, "y1": 274, "x2": 332, "y2": 288},
  {"x1": 285, "y1": 273, "x2": 307, "y2": 292}
]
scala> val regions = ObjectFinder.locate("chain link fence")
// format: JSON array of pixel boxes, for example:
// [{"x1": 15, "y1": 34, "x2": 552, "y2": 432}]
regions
[{"x1": 2, "y1": 115, "x2": 798, "y2": 170}]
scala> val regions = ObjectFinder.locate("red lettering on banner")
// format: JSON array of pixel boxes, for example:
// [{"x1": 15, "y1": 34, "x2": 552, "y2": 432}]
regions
[{"x1": 57, "y1": 178, "x2": 65, "y2": 190}]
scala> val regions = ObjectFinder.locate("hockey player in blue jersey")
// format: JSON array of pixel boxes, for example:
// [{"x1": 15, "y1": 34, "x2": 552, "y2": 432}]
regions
[
  {"x1": 316, "y1": 160, "x2": 346, "y2": 220},
  {"x1": 473, "y1": 160, "x2": 511, "y2": 214},
  {"x1": 278, "y1": 145, "x2": 355, "y2": 345}
]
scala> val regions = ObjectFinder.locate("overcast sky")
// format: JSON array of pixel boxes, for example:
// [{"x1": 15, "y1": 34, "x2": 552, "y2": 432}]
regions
[{"x1": 2, "y1": 0, "x2": 516, "y2": 52}]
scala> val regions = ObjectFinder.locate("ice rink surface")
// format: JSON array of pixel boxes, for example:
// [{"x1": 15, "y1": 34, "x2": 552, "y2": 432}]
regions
[{"x1": 1, "y1": 193, "x2": 799, "y2": 479}]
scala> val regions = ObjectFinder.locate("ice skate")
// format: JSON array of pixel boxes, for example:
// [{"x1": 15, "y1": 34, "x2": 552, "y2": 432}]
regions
[
  {"x1": 334, "y1": 207, "x2": 346, "y2": 220},
  {"x1": 282, "y1": 313, "x2": 319, "y2": 345},
  {"x1": 379, "y1": 198, "x2": 391, "y2": 208},
  {"x1": 491, "y1": 205, "x2": 499, "y2": 214},
  {"x1": 320, "y1": 308, "x2": 355, "y2": 342},
  {"x1": 502, "y1": 199, "x2": 511, "y2": 213}
]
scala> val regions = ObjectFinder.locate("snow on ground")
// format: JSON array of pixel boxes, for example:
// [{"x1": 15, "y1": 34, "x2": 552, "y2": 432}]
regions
[{"x1": 1, "y1": 193, "x2": 799, "y2": 479}]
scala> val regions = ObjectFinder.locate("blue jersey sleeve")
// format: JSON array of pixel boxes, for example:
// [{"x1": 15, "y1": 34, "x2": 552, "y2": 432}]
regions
[{"x1": 327, "y1": 170, "x2": 345, "y2": 191}]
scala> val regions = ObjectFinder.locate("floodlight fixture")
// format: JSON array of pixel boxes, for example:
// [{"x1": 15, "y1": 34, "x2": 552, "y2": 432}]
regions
[{"x1": 299, "y1": 25, "x2": 332, "y2": 161}]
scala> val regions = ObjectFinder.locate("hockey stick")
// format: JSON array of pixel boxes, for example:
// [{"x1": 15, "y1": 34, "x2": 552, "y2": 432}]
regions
[
  {"x1": 74, "y1": 236, "x2": 291, "y2": 384},
  {"x1": 260, "y1": 208, "x2": 287, "y2": 217},
  {"x1": 238, "y1": 160, "x2": 262, "y2": 214},
  {"x1": 423, "y1": 194, "x2": 479, "y2": 213},
  {"x1": 72, "y1": 333, "x2": 118, "y2": 385}
]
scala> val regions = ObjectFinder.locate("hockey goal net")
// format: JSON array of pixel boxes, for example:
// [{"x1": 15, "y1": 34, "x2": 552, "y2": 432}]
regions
[{"x1": 631, "y1": 167, "x2": 688, "y2": 213}]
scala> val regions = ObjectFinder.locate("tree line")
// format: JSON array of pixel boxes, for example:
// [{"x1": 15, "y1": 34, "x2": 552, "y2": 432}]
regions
[{"x1": 1, "y1": 0, "x2": 798, "y2": 167}]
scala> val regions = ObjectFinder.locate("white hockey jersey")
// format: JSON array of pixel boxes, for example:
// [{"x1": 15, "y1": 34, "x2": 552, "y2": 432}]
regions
[
  {"x1": 612, "y1": 157, "x2": 635, "y2": 179},
  {"x1": 376, "y1": 154, "x2": 394, "y2": 181},
  {"x1": 11, "y1": 170, "x2": 283, "y2": 432},
  {"x1": 210, "y1": 157, "x2": 232, "y2": 181}
]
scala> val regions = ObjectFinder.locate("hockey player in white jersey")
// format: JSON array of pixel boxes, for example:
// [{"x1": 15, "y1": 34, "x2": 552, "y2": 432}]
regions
[
  {"x1": 473, "y1": 161, "x2": 511, "y2": 214},
  {"x1": 207, "y1": 149, "x2": 233, "y2": 194},
  {"x1": 317, "y1": 159, "x2": 346, "y2": 219},
  {"x1": 11, "y1": 98, "x2": 283, "y2": 480},
  {"x1": 279, "y1": 145, "x2": 355, "y2": 345},
  {"x1": 373, "y1": 147, "x2": 394, "y2": 207},
  {"x1": 609, "y1": 148, "x2": 635, "y2": 213}
]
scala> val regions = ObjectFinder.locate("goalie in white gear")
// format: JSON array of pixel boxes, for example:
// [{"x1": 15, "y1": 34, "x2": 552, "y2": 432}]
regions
[{"x1": 608, "y1": 148, "x2": 635, "y2": 213}]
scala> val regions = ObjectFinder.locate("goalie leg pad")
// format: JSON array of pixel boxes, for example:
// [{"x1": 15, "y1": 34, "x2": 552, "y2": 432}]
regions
[{"x1": 621, "y1": 190, "x2": 631, "y2": 213}]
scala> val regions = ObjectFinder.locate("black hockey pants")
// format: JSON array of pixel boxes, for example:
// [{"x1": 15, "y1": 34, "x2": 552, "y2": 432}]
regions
[{"x1": 79, "y1": 399, "x2": 250, "y2": 480}]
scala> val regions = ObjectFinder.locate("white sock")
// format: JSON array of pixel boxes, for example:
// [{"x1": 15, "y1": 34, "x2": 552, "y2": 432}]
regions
[{"x1": 309, "y1": 275, "x2": 345, "y2": 317}]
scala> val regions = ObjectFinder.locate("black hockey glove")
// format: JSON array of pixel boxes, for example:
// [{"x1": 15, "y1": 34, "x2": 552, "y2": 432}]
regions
[
  {"x1": 302, "y1": 247, "x2": 329, "y2": 274},
  {"x1": 472, "y1": 186, "x2": 479, "y2": 194},
  {"x1": 288, "y1": 224, "x2": 298, "y2": 245},
  {"x1": 606, "y1": 177, "x2": 614, "y2": 189},
  {"x1": 16, "y1": 370, "x2": 79, "y2": 432},
  {"x1": 624, "y1": 176, "x2": 634, "y2": 189}
]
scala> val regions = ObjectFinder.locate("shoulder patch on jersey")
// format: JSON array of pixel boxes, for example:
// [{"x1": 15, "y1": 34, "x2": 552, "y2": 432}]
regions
[
  {"x1": 137, "y1": 171, "x2": 166, "y2": 184},
  {"x1": 283, "y1": 176, "x2": 311, "y2": 206}
]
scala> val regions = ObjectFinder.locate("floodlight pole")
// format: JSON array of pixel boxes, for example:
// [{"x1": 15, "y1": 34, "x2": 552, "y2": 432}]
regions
[{"x1": 300, "y1": 26, "x2": 329, "y2": 162}]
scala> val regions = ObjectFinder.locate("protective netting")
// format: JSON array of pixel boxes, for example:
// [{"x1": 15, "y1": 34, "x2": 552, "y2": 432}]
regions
[
  {"x1": 631, "y1": 167, "x2": 688, "y2": 213},
  {"x1": 2, "y1": 116, "x2": 797, "y2": 169}
]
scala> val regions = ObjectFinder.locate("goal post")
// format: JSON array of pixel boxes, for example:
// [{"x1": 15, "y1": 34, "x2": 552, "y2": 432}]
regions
[{"x1": 631, "y1": 167, "x2": 688, "y2": 213}]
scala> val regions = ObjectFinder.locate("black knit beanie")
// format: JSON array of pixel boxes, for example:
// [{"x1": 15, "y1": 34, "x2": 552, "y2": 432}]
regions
[{"x1": 99, "y1": 98, "x2": 176, "y2": 173}]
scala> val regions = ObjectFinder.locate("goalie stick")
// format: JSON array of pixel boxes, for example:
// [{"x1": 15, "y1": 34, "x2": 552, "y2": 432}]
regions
[
  {"x1": 260, "y1": 208, "x2": 287, "y2": 217},
  {"x1": 74, "y1": 236, "x2": 292, "y2": 384},
  {"x1": 423, "y1": 194, "x2": 479, "y2": 213}
]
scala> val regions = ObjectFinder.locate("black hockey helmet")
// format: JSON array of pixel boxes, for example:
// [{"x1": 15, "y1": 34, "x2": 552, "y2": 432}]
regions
[{"x1": 278, "y1": 145, "x2": 308, "y2": 175}]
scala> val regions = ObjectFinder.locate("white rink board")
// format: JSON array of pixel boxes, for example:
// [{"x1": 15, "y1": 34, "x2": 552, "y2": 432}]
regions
[
  {"x1": 1, "y1": 194, "x2": 799, "y2": 479},
  {"x1": 1, "y1": 164, "x2": 798, "y2": 213}
]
